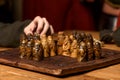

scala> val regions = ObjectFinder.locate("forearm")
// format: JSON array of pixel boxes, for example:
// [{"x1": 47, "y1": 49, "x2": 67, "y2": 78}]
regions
[
  {"x1": 102, "y1": 0, "x2": 120, "y2": 16},
  {"x1": 0, "y1": 20, "x2": 31, "y2": 47},
  {"x1": 103, "y1": 2, "x2": 120, "y2": 16}
]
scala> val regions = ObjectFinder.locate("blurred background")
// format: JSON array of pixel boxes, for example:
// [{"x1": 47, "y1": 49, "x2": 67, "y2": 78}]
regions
[
  {"x1": 0, "y1": 0, "x2": 22, "y2": 22},
  {"x1": 0, "y1": 0, "x2": 120, "y2": 32}
]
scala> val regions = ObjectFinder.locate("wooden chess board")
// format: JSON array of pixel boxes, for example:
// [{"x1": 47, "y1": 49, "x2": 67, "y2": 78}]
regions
[{"x1": 0, "y1": 48, "x2": 120, "y2": 76}]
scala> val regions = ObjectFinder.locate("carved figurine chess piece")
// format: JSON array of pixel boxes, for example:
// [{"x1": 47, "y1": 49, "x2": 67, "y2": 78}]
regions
[
  {"x1": 26, "y1": 41, "x2": 33, "y2": 59},
  {"x1": 86, "y1": 41, "x2": 94, "y2": 61},
  {"x1": 94, "y1": 42, "x2": 102, "y2": 59},
  {"x1": 32, "y1": 40, "x2": 43, "y2": 61},
  {"x1": 33, "y1": 32, "x2": 40, "y2": 43},
  {"x1": 27, "y1": 33, "x2": 33, "y2": 41},
  {"x1": 86, "y1": 33, "x2": 94, "y2": 45},
  {"x1": 69, "y1": 34, "x2": 75, "y2": 43},
  {"x1": 79, "y1": 32, "x2": 87, "y2": 42},
  {"x1": 26, "y1": 34, "x2": 34, "y2": 59},
  {"x1": 77, "y1": 46, "x2": 86, "y2": 62},
  {"x1": 80, "y1": 41, "x2": 87, "y2": 59},
  {"x1": 19, "y1": 34, "x2": 27, "y2": 59},
  {"x1": 47, "y1": 35, "x2": 56, "y2": 56},
  {"x1": 80, "y1": 41, "x2": 86, "y2": 48},
  {"x1": 57, "y1": 31, "x2": 65, "y2": 55},
  {"x1": 70, "y1": 40, "x2": 79, "y2": 58},
  {"x1": 72, "y1": 31, "x2": 83, "y2": 43},
  {"x1": 41, "y1": 34, "x2": 49, "y2": 57},
  {"x1": 62, "y1": 35, "x2": 71, "y2": 56}
]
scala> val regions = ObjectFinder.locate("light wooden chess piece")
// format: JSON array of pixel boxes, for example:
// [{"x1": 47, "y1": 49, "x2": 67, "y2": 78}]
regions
[
  {"x1": 69, "y1": 34, "x2": 75, "y2": 43},
  {"x1": 62, "y1": 35, "x2": 71, "y2": 56},
  {"x1": 70, "y1": 40, "x2": 79, "y2": 58},
  {"x1": 47, "y1": 35, "x2": 56, "y2": 56},
  {"x1": 57, "y1": 31, "x2": 65, "y2": 55},
  {"x1": 41, "y1": 34, "x2": 49, "y2": 57}
]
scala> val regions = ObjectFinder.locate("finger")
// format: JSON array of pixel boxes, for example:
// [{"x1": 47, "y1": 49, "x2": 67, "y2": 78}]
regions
[
  {"x1": 36, "y1": 17, "x2": 44, "y2": 34},
  {"x1": 24, "y1": 20, "x2": 37, "y2": 35},
  {"x1": 40, "y1": 18, "x2": 50, "y2": 36},
  {"x1": 24, "y1": 26, "x2": 34, "y2": 35},
  {"x1": 29, "y1": 16, "x2": 43, "y2": 34},
  {"x1": 50, "y1": 25, "x2": 54, "y2": 34}
]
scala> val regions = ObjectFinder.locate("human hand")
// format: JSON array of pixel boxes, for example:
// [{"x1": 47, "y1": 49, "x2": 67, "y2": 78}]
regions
[
  {"x1": 103, "y1": 2, "x2": 120, "y2": 16},
  {"x1": 24, "y1": 16, "x2": 54, "y2": 36}
]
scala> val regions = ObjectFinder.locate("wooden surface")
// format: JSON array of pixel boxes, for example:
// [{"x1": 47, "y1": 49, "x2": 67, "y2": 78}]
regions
[
  {"x1": 0, "y1": 31, "x2": 120, "y2": 80},
  {"x1": 0, "y1": 48, "x2": 120, "y2": 77}
]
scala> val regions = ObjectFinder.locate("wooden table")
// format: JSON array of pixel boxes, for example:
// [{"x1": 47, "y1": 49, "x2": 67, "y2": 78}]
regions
[{"x1": 0, "y1": 31, "x2": 120, "y2": 80}]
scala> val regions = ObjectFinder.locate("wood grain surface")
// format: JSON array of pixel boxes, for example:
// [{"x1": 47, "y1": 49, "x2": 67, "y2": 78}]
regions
[
  {"x1": 0, "y1": 48, "x2": 120, "y2": 77},
  {"x1": 0, "y1": 31, "x2": 120, "y2": 80}
]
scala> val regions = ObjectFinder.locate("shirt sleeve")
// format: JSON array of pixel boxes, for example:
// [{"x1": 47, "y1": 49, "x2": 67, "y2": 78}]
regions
[
  {"x1": 0, "y1": 20, "x2": 31, "y2": 47},
  {"x1": 105, "y1": 0, "x2": 120, "y2": 8}
]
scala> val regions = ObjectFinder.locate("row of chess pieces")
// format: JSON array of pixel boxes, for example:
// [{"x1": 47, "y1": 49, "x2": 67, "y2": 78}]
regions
[{"x1": 19, "y1": 31, "x2": 103, "y2": 62}]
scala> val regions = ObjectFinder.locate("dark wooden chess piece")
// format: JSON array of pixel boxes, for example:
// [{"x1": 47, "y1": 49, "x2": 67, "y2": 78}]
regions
[
  {"x1": 26, "y1": 40, "x2": 33, "y2": 59},
  {"x1": 72, "y1": 31, "x2": 83, "y2": 43},
  {"x1": 19, "y1": 38, "x2": 27, "y2": 59},
  {"x1": 79, "y1": 32, "x2": 87, "y2": 42},
  {"x1": 25, "y1": 34, "x2": 34, "y2": 59},
  {"x1": 86, "y1": 33, "x2": 94, "y2": 45},
  {"x1": 33, "y1": 33, "x2": 40, "y2": 42},
  {"x1": 27, "y1": 33, "x2": 33, "y2": 41},
  {"x1": 77, "y1": 46, "x2": 86, "y2": 62},
  {"x1": 86, "y1": 41, "x2": 94, "y2": 61},
  {"x1": 33, "y1": 41, "x2": 43, "y2": 61},
  {"x1": 94, "y1": 42, "x2": 102, "y2": 59}
]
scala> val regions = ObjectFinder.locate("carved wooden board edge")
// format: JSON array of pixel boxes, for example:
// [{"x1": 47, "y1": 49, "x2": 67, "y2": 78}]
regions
[{"x1": 0, "y1": 48, "x2": 120, "y2": 76}]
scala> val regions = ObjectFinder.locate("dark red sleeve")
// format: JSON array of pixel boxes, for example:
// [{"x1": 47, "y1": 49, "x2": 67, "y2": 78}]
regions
[
  {"x1": 117, "y1": 14, "x2": 120, "y2": 28},
  {"x1": 65, "y1": 0, "x2": 95, "y2": 31}
]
